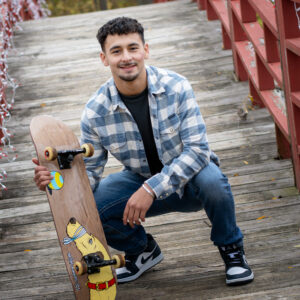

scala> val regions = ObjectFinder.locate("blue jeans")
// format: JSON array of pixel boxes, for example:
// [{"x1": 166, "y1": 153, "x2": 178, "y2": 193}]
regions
[{"x1": 94, "y1": 162, "x2": 243, "y2": 255}]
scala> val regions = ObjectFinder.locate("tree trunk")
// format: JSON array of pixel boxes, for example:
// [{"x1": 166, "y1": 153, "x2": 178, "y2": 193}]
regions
[{"x1": 94, "y1": 0, "x2": 107, "y2": 10}]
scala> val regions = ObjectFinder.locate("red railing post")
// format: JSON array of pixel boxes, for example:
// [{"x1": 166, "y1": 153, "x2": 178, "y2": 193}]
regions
[
  {"x1": 275, "y1": 0, "x2": 300, "y2": 189},
  {"x1": 228, "y1": 2, "x2": 248, "y2": 82},
  {"x1": 197, "y1": 0, "x2": 207, "y2": 11},
  {"x1": 221, "y1": 23, "x2": 231, "y2": 49},
  {"x1": 207, "y1": 0, "x2": 218, "y2": 20}
]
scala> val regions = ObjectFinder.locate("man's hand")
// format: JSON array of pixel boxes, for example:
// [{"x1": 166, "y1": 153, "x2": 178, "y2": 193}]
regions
[
  {"x1": 32, "y1": 158, "x2": 53, "y2": 191},
  {"x1": 123, "y1": 184, "x2": 155, "y2": 228}
]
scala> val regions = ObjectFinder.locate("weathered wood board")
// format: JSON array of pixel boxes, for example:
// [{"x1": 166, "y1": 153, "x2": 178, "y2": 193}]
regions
[{"x1": 0, "y1": 0, "x2": 299, "y2": 299}]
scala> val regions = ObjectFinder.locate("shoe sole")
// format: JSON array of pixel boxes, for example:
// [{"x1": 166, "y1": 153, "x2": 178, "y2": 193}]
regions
[
  {"x1": 117, "y1": 253, "x2": 164, "y2": 283},
  {"x1": 226, "y1": 272, "x2": 254, "y2": 286}
]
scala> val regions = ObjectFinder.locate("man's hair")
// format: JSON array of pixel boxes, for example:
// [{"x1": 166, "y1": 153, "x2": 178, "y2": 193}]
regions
[{"x1": 96, "y1": 17, "x2": 145, "y2": 51}]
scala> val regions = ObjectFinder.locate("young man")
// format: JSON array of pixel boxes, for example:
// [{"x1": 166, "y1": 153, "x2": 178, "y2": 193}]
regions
[{"x1": 33, "y1": 17, "x2": 254, "y2": 286}]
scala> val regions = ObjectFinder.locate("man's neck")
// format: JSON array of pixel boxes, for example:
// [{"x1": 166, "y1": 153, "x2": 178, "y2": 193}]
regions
[{"x1": 114, "y1": 69, "x2": 147, "y2": 96}]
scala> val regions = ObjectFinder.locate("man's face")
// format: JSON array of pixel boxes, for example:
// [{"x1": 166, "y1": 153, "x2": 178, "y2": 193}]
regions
[{"x1": 100, "y1": 33, "x2": 149, "y2": 82}]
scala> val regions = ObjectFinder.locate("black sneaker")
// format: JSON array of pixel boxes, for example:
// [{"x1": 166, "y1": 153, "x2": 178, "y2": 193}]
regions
[
  {"x1": 116, "y1": 234, "x2": 164, "y2": 283},
  {"x1": 218, "y1": 244, "x2": 254, "y2": 286}
]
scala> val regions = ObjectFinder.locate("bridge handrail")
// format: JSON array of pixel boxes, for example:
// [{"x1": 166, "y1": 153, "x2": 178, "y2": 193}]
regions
[
  {"x1": 197, "y1": 0, "x2": 300, "y2": 191},
  {"x1": 0, "y1": 0, "x2": 48, "y2": 190}
]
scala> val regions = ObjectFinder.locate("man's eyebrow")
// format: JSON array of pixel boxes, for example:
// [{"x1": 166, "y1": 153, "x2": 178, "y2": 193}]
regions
[
  {"x1": 109, "y1": 45, "x2": 121, "y2": 52},
  {"x1": 128, "y1": 42, "x2": 140, "y2": 47},
  {"x1": 109, "y1": 42, "x2": 140, "y2": 52}
]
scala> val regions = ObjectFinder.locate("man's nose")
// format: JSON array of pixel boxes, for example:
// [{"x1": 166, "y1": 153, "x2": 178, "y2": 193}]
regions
[{"x1": 121, "y1": 50, "x2": 132, "y2": 61}]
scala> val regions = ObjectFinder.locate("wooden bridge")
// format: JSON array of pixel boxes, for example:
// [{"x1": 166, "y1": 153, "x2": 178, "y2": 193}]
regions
[{"x1": 1, "y1": 0, "x2": 300, "y2": 299}]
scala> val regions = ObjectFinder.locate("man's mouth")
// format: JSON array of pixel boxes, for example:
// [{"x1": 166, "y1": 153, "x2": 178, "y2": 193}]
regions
[{"x1": 119, "y1": 63, "x2": 137, "y2": 70}]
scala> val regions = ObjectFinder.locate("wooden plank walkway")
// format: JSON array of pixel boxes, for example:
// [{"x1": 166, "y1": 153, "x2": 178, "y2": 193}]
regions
[{"x1": 1, "y1": 0, "x2": 300, "y2": 299}]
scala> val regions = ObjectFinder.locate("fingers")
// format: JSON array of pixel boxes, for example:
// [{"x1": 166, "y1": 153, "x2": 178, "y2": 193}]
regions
[
  {"x1": 32, "y1": 159, "x2": 52, "y2": 191},
  {"x1": 123, "y1": 203, "x2": 145, "y2": 228},
  {"x1": 123, "y1": 203, "x2": 129, "y2": 226},
  {"x1": 139, "y1": 210, "x2": 146, "y2": 223},
  {"x1": 34, "y1": 170, "x2": 52, "y2": 191},
  {"x1": 123, "y1": 203, "x2": 142, "y2": 228},
  {"x1": 32, "y1": 158, "x2": 39, "y2": 166},
  {"x1": 133, "y1": 210, "x2": 141, "y2": 226},
  {"x1": 127, "y1": 206, "x2": 135, "y2": 229},
  {"x1": 123, "y1": 187, "x2": 154, "y2": 228}
]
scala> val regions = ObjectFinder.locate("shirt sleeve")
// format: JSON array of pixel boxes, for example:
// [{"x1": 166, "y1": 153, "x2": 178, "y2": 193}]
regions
[
  {"x1": 80, "y1": 109, "x2": 108, "y2": 191},
  {"x1": 145, "y1": 79, "x2": 210, "y2": 199}
]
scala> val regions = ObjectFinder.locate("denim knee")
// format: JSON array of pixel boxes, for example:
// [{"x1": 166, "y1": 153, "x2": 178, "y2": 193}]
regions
[
  {"x1": 93, "y1": 170, "x2": 145, "y2": 221},
  {"x1": 191, "y1": 162, "x2": 232, "y2": 200}
]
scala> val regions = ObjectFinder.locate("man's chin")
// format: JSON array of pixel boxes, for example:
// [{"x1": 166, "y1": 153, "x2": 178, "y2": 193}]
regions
[{"x1": 118, "y1": 74, "x2": 139, "y2": 82}]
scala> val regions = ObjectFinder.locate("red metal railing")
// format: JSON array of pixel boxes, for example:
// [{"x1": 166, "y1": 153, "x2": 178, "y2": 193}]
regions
[{"x1": 197, "y1": 0, "x2": 300, "y2": 191}]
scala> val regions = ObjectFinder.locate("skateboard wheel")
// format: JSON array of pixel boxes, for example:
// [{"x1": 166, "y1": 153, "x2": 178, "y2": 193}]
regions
[
  {"x1": 74, "y1": 261, "x2": 87, "y2": 276},
  {"x1": 44, "y1": 147, "x2": 57, "y2": 161},
  {"x1": 81, "y1": 143, "x2": 94, "y2": 157},
  {"x1": 112, "y1": 254, "x2": 125, "y2": 269}
]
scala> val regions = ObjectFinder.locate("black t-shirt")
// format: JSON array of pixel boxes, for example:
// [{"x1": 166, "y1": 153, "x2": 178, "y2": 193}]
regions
[{"x1": 119, "y1": 88, "x2": 163, "y2": 175}]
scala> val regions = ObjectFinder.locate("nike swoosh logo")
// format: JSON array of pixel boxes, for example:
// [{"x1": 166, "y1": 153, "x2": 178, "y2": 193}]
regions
[{"x1": 140, "y1": 245, "x2": 157, "y2": 265}]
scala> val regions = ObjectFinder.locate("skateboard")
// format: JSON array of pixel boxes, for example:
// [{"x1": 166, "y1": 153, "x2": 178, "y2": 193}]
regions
[{"x1": 30, "y1": 115, "x2": 125, "y2": 300}]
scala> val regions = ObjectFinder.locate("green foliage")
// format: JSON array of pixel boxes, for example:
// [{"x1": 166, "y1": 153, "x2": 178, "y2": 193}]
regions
[
  {"x1": 257, "y1": 14, "x2": 263, "y2": 28},
  {"x1": 108, "y1": 0, "x2": 152, "y2": 9},
  {"x1": 46, "y1": 0, "x2": 95, "y2": 16},
  {"x1": 46, "y1": 0, "x2": 153, "y2": 17}
]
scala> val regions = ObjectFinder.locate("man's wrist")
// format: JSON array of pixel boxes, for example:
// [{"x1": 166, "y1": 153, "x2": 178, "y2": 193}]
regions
[{"x1": 142, "y1": 183, "x2": 155, "y2": 198}]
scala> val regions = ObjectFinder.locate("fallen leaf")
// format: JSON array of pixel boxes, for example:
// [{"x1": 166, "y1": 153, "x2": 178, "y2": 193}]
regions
[
  {"x1": 272, "y1": 197, "x2": 277, "y2": 200},
  {"x1": 24, "y1": 249, "x2": 32, "y2": 252},
  {"x1": 294, "y1": 245, "x2": 300, "y2": 248},
  {"x1": 234, "y1": 173, "x2": 239, "y2": 177},
  {"x1": 40, "y1": 103, "x2": 46, "y2": 107},
  {"x1": 271, "y1": 178, "x2": 275, "y2": 181},
  {"x1": 243, "y1": 161, "x2": 249, "y2": 165},
  {"x1": 256, "y1": 216, "x2": 267, "y2": 220},
  {"x1": 203, "y1": 220, "x2": 212, "y2": 228},
  {"x1": 288, "y1": 266, "x2": 293, "y2": 269}
]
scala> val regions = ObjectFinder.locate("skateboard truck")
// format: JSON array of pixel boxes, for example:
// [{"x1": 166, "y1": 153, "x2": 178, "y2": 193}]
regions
[
  {"x1": 74, "y1": 253, "x2": 125, "y2": 276},
  {"x1": 44, "y1": 143, "x2": 94, "y2": 169}
]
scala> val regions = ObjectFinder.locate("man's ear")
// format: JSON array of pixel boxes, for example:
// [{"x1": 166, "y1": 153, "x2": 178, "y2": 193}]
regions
[
  {"x1": 144, "y1": 43, "x2": 149, "y2": 60},
  {"x1": 100, "y1": 52, "x2": 109, "y2": 66}
]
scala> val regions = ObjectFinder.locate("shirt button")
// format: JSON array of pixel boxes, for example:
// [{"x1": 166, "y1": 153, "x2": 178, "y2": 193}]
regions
[{"x1": 170, "y1": 127, "x2": 174, "y2": 133}]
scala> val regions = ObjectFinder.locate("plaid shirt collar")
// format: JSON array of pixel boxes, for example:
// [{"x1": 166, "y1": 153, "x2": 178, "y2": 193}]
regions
[{"x1": 108, "y1": 65, "x2": 165, "y2": 112}]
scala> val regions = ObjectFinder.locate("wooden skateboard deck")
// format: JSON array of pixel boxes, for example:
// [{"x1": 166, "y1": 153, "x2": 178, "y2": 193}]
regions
[{"x1": 30, "y1": 115, "x2": 123, "y2": 300}]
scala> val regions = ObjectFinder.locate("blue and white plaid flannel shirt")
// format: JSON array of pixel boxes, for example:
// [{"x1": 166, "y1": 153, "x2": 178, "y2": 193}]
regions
[{"x1": 81, "y1": 65, "x2": 219, "y2": 200}]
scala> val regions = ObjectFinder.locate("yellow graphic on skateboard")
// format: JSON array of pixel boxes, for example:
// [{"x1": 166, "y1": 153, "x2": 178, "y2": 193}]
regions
[{"x1": 63, "y1": 218, "x2": 116, "y2": 300}]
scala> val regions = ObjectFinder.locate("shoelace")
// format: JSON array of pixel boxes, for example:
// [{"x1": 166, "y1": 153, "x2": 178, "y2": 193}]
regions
[{"x1": 221, "y1": 246, "x2": 244, "y2": 265}]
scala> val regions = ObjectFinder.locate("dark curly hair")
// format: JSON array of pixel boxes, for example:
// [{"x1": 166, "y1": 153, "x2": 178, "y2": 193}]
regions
[{"x1": 96, "y1": 17, "x2": 145, "y2": 52}]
